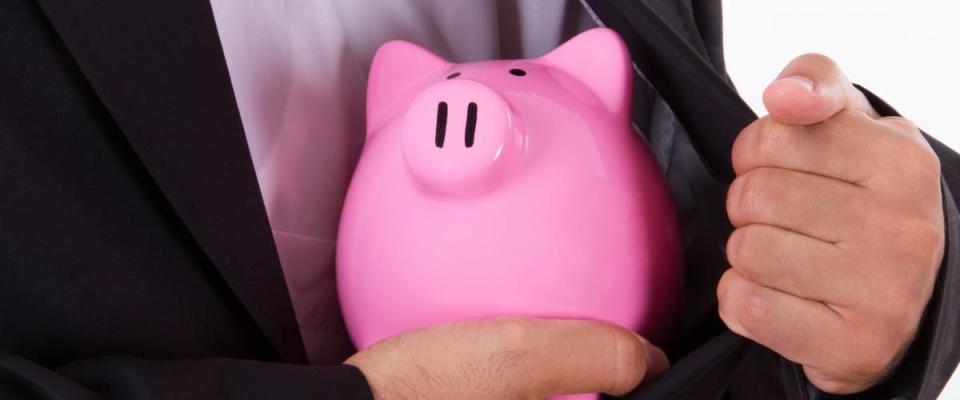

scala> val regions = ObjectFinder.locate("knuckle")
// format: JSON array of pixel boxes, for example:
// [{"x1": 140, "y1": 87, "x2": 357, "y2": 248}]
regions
[
  {"x1": 915, "y1": 148, "x2": 942, "y2": 181},
  {"x1": 896, "y1": 138, "x2": 941, "y2": 179},
  {"x1": 716, "y1": 272, "x2": 737, "y2": 320},
  {"x1": 816, "y1": 110, "x2": 857, "y2": 139},
  {"x1": 736, "y1": 169, "x2": 782, "y2": 223},
  {"x1": 755, "y1": 119, "x2": 793, "y2": 165},
  {"x1": 922, "y1": 149, "x2": 942, "y2": 178},
  {"x1": 726, "y1": 176, "x2": 744, "y2": 224},
  {"x1": 725, "y1": 228, "x2": 746, "y2": 269},
  {"x1": 830, "y1": 109, "x2": 873, "y2": 129},
  {"x1": 752, "y1": 168, "x2": 785, "y2": 201},
  {"x1": 883, "y1": 216, "x2": 943, "y2": 269},
  {"x1": 717, "y1": 273, "x2": 769, "y2": 334},
  {"x1": 609, "y1": 328, "x2": 647, "y2": 391},
  {"x1": 726, "y1": 225, "x2": 764, "y2": 278},
  {"x1": 834, "y1": 107, "x2": 868, "y2": 121},
  {"x1": 734, "y1": 118, "x2": 788, "y2": 173},
  {"x1": 734, "y1": 171, "x2": 763, "y2": 222},
  {"x1": 885, "y1": 116, "x2": 921, "y2": 136},
  {"x1": 732, "y1": 120, "x2": 761, "y2": 173},
  {"x1": 740, "y1": 176, "x2": 762, "y2": 222},
  {"x1": 737, "y1": 286, "x2": 771, "y2": 331},
  {"x1": 878, "y1": 275, "x2": 926, "y2": 317},
  {"x1": 912, "y1": 219, "x2": 945, "y2": 261},
  {"x1": 613, "y1": 329, "x2": 644, "y2": 364}
]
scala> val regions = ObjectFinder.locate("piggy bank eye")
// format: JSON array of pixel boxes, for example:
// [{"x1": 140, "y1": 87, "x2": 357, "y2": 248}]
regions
[
  {"x1": 509, "y1": 68, "x2": 526, "y2": 77},
  {"x1": 446, "y1": 72, "x2": 461, "y2": 80}
]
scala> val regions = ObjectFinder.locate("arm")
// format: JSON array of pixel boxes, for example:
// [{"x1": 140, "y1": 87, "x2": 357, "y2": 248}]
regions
[
  {"x1": 0, "y1": 350, "x2": 372, "y2": 399},
  {"x1": 2, "y1": 318, "x2": 674, "y2": 400}
]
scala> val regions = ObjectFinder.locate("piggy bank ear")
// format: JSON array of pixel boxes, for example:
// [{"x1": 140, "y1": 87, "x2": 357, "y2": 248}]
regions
[
  {"x1": 540, "y1": 28, "x2": 631, "y2": 115},
  {"x1": 367, "y1": 41, "x2": 450, "y2": 136}
]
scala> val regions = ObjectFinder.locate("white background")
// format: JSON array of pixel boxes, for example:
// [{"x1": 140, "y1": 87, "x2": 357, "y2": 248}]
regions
[{"x1": 722, "y1": 1, "x2": 959, "y2": 397}]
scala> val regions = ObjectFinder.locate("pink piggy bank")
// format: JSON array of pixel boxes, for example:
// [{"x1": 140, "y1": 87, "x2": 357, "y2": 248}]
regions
[{"x1": 337, "y1": 28, "x2": 682, "y2": 396}]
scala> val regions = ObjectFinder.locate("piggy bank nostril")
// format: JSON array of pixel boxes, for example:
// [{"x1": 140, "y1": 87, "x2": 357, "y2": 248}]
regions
[
  {"x1": 401, "y1": 79, "x2": 519, "y2": 196},
  {"x1": 435, "y1": 101, "x2": 448, "y2": 148},
  {"x1": 464, "y1": 102, "x2": 478, "y2": 148}
]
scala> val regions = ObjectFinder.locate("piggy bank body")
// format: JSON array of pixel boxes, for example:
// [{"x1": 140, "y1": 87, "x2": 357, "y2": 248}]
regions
[{"x1": 337, "y1": 28, "x2": 682, "y2": 356}]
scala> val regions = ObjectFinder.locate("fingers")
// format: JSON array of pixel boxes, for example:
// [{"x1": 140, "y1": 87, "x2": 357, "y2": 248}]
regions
[
  {"x1": 717, "y1": 269, "x2": 847, "y2": 369},
  {"x1": 727, "y1": 167, "x2": 867, "y2": 243},
  {"x1": 732, "y1": 112, "x2": 921, "y2": 186},
  {"x1": 763, "y1": 53, "x2": 878, "y2": 125},
  {"x1": 521, "y1": 319, "x2": 668, "y2": 397},
  {"x1": 344, "y1": 318, "x2": 668, "y2": 399},
  {"x1": 725, "y1": 224, "x2": 855, "y2": 305},
  {"x1": 723, "y1": 51, "x2": 944, "y2": 396}
]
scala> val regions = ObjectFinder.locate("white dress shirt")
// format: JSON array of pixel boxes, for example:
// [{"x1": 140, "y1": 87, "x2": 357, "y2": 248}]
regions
[{"x1": 209, "y1": 0, "x2": 597, "y2": 363}]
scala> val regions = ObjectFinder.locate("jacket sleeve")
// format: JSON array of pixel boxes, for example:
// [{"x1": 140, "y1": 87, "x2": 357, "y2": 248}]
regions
[
  {"x1": 804, "y1": 86, "x2": 960, "y2": 400},
  {"x1": 0, "y1": 350, "x2": 373, "y2": 400}
]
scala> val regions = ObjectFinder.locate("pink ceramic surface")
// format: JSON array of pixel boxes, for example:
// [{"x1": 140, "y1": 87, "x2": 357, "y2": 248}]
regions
[{"x1": 337, "y1": 28, "x2": 682, "y2": 397}]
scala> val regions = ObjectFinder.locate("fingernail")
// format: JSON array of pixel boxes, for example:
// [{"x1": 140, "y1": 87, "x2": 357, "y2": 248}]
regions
[
  {"x1": 636, "y1": 335, "x2": 670, "y2": 380},
  {"x1": 645, "y1": 344, "x2": 670, "y2": 379},
  {"x1": 780, "y1": 75, "x2": 815, "y2": 92}
]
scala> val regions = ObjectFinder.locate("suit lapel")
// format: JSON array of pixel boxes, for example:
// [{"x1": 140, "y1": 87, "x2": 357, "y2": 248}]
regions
[
  {"x1": 34, "y1": 0, "x2": 306, "y2": 363},
  {"x1": 585, "y1": 0, "x2": 757, "y2": 183},
  {"x1": 584, "y1": 1, "x2": 774, "y2": 397}
]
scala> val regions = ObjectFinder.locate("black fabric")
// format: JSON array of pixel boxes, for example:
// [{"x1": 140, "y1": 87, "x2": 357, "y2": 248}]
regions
[
  {"x1": 690, "y1": 0, "x2": 733, "y2": 85},
  {"x1": 583, "y1": 1, "x2": 960, "y2": 398},
  {"x1": 0, "y1": 0, "x2": 370, "y2": 398},
  {"x1": 1, "y1": 0, "x2": 957, "y2": 399},
  {"x1": 30, "y1": 0, "x2": 307, "y2": 364},
  {"x1": 585, "y1": 0, "x2": 754, "y2": 183},
  {"x1": 0, "y1": 351, "x2": 370, "y2": 400}
]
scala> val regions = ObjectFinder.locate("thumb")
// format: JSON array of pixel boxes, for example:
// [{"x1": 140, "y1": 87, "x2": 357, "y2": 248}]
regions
[
  {"x1": 528, "y1": 319, "x2": 670, "y2": 397},
  {"x1": 344, "y1": 318, "x2": 670, "y2": 399},
  {"x1": 762, "y1": 53, "x2": 878, "y2": 125}
]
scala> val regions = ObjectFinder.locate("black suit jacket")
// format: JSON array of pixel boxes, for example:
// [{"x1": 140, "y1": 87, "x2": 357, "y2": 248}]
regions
[{"x1": 1, "y1": 1, "x2": 957, "y2": 399}]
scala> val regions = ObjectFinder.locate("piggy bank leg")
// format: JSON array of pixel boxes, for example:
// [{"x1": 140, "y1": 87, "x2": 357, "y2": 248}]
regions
[{"x1": 551, "y1": 393, "x2": 598, "y2": 400}]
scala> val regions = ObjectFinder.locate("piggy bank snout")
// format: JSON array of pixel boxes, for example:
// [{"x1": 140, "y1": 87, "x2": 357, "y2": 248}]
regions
[{"x1": 401, "y1": 79, "x2": 521, "y2": 195}]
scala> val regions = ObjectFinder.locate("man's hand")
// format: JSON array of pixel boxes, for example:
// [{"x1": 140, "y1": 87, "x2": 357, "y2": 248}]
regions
[
  {"x1": 344, "y1": 318, "x2": 668, "y2": 399},
  {"x1": 719, "y1": 54, "x2": 945, "y2": 394}
]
